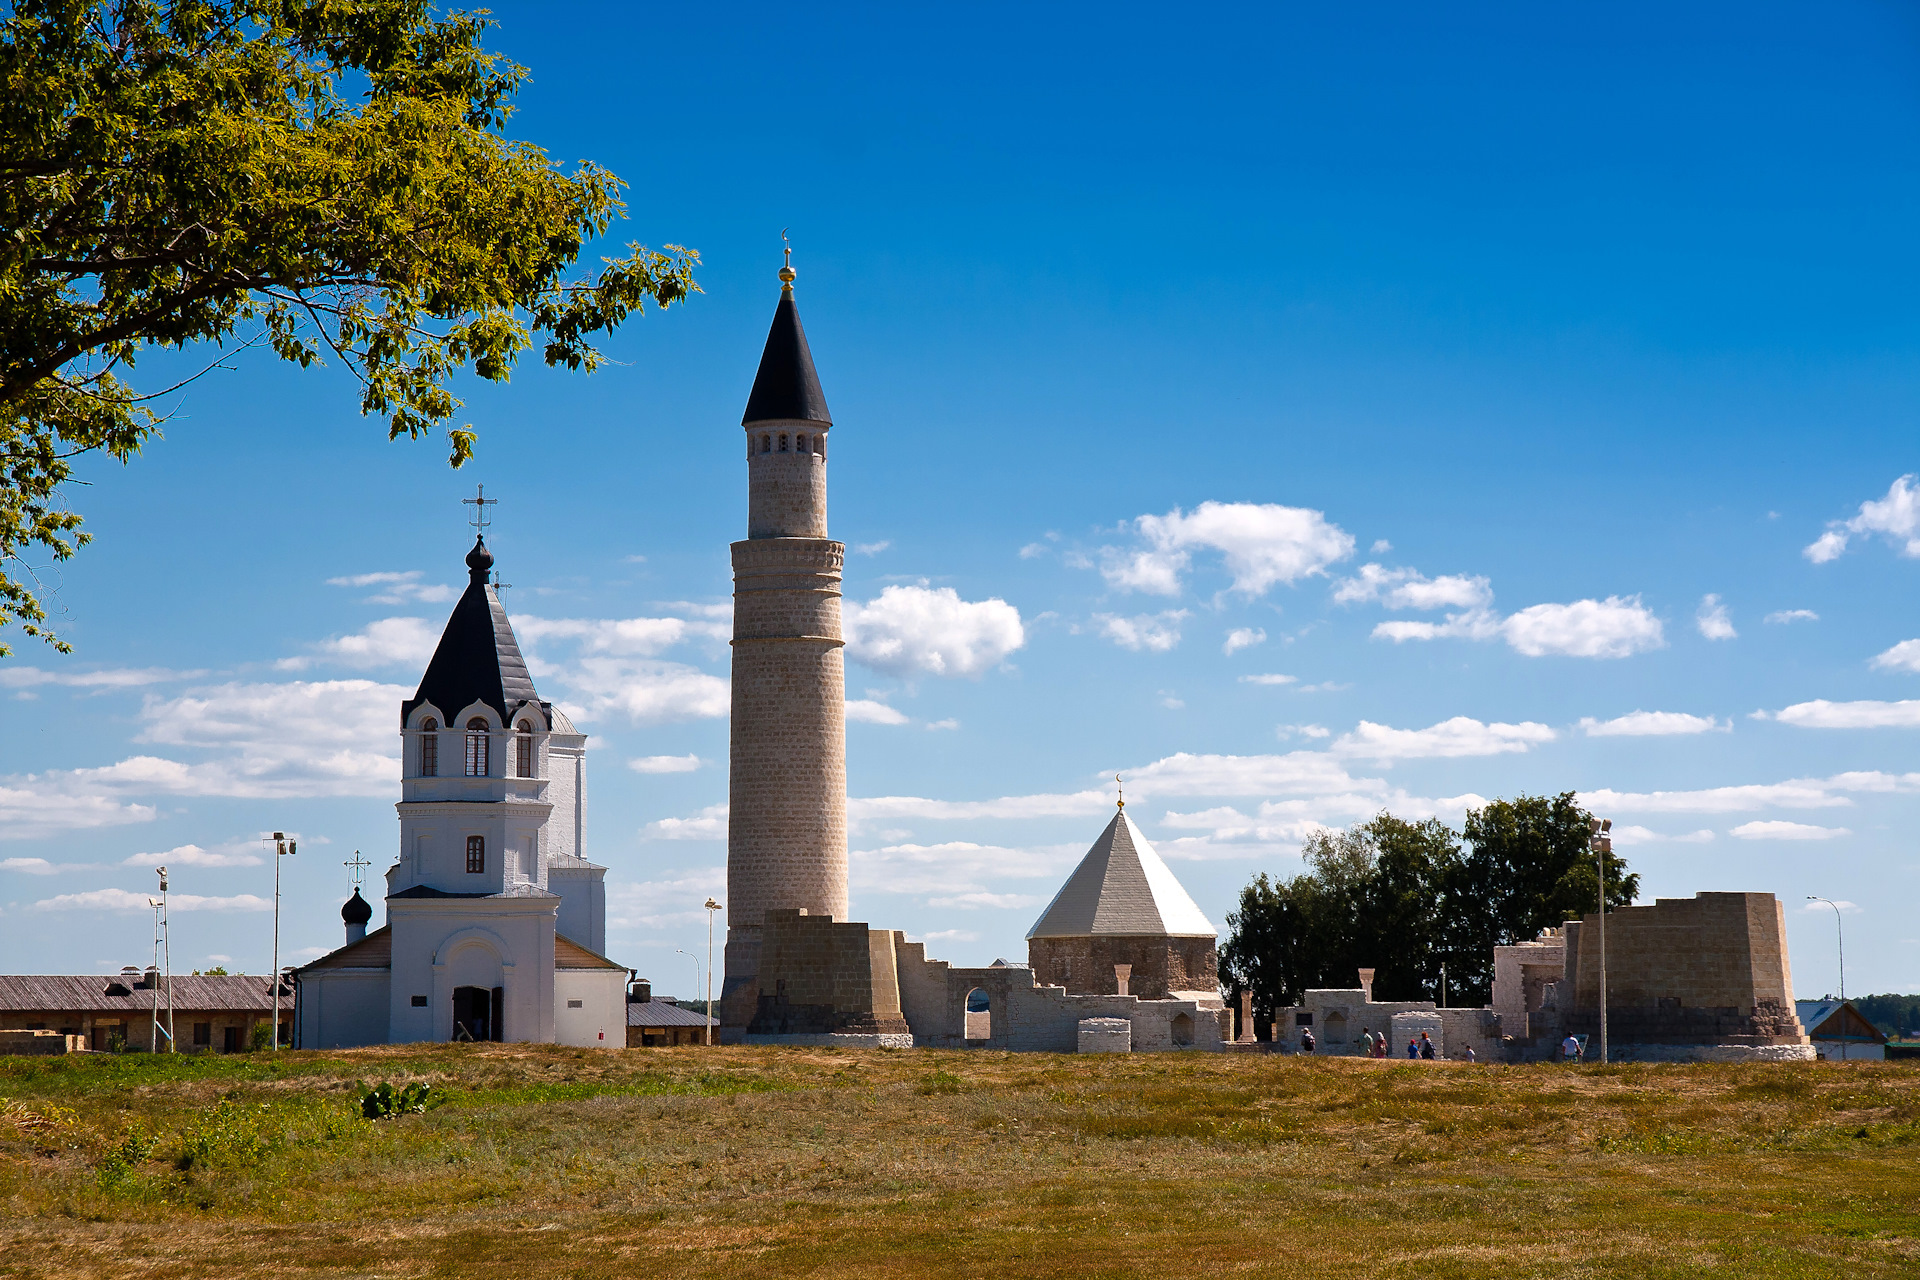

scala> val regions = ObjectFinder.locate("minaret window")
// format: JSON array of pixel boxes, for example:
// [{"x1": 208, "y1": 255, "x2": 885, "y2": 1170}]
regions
[
  {"x1": 419, "y1": 719, "x2": 438, "y2": 777},
  {"x1": 761, "y1": 434, "x2": 771, "y2": 453},
  {"x1": 778, "y1": 433, "x2": 789, "y2": 452},
  {"x1": 514, "y1": 721, "x2": 534, "y2": 777},
  {"x1": 464, "y1": 718, "x2": 490, "y2": 776},
  {"x1": 798, "y1": 434, "x2": 809, "y2": 453},
  {"x1": 466, "y1": 836, "x2": 485, "y2": 874}
]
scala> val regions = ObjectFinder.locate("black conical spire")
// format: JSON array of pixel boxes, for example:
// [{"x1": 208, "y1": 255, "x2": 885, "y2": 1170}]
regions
[
  {"x1": 742, "y1": 252, "x2": 831, "y2": 426},
  {"x1": 400, "y1": 536, "x2": 538, "y2": 726}
]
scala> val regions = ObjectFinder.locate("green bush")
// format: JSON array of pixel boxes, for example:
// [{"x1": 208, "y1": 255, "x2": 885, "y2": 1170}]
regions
[{"x1": 359, "y1": 1081, "x2": 448, "y2": 1121}]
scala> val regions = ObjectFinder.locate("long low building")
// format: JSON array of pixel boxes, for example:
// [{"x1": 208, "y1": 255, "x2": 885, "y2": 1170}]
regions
[{"x1": 0, "y1": 969, "x2": 287, "y2": 1053}]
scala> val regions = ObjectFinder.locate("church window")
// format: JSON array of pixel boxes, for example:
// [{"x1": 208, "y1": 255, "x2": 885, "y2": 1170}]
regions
[
  {"x1": 514, "y1": 721, "x2": 535, "y2": 777},
  {"x1": 761, "y1": 434, "x2": 770, "y2": 453},
  {"x1": 778, "y1": 433, "x2": 789, "y2": 451},
  {"x1": 466, "y1": 836, "x2": 485, "y2": 874},
  {"x1": 419, "y1": 719, "x2": 438, "y2": 776},
  {"x1": 465, "y1": 718, "x2": 490, "y2": 776}
]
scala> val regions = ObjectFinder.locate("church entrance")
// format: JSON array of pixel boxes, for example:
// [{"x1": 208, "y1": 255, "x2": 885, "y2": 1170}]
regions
[{"x1": 452, "y1": 985, "x2": 504, "y2": 1042}]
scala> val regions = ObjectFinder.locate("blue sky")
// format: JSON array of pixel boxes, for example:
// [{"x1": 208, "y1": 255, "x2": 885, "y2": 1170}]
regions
[{"x1": 4, "y1": 2, "x2": 1918, "y2": 998}]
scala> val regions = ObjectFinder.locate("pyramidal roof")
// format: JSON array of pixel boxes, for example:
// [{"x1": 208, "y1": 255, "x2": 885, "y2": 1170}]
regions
[
  {"x1": 741, "y1": 283, "x2": 831, "y2": 426},
  {"x1": 1026, "y1": 810, "x2": 1217, "y2": 940},
  {"x1": 400, "y1": 536, "x2": 539, "y2": 726}
]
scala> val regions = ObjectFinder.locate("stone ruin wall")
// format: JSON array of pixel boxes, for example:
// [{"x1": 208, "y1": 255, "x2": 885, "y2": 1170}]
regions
[{"x1": 1027, "y1": 935, "x2": 1218, "y2": 1000}]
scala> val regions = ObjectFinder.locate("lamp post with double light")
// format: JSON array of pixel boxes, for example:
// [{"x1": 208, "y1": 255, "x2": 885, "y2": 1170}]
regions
[
  {"x1": 703, "y1": 897, "x2": 723, "y2": 1046},
  {"x1": 269, "y1": 832, "x2": 296, "y2": 1051},
  {"x1": 1588, "y1": 817, "x2": 1613, "y2": 1065}
]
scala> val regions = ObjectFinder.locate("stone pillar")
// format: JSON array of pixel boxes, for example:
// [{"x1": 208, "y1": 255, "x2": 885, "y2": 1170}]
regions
[
  {"x1": 1236, "y1": 990, "x2": 1257, "y2": 1044},
  {"x1": 1113, "y1": 964, "x2": 1131, "y2": 996},
  {"x1": 722, "y1": 420, "x2": 847, "y2": 1034},
  {"x1": 1357, "y1": 968, "x2": 1375, "y2": 1002}
]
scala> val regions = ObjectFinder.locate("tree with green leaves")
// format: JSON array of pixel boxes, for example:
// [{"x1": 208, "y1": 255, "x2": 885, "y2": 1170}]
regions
[
  {"x1": 0, "y1": 0, "x2": 698, "y2": 653},
  {"x1": 1221, "y1": 794, "x2": 1638, "y2": 1033}
]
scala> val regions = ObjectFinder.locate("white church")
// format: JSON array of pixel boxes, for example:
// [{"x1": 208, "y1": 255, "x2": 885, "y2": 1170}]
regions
[{"x1": 294, "y1": 537, "x2": 630, "y2": 1048}]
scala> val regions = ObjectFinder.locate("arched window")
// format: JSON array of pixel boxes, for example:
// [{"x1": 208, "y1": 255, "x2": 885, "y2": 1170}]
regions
[
  {"x1": 817, "y1": 434, "x2": 826, "y2": 459},
  {"x1": 419, "y1": 718, "x2": 438, "y2": 777},
  {"x1": 465, "y1": 718, "x2": 490, "y2": 776},
  {"x1": 798, "y1": 433, "x2": 809, "y2": 453},
  {"x1": 964, "y1": 987, "x2": 991, "y2": 1041},
  {"x1": 466, "y1": 835, "x2": 485, "y2": 874},
  {"x1": 761, "y1": 434, "x2": 771, "y2": 453},
  {"x1": 778, "y1": 433, "x2": 789, "y2": 452},
  {"x1": 514, "y1": 720, "x2": 534, "y2": 778}
]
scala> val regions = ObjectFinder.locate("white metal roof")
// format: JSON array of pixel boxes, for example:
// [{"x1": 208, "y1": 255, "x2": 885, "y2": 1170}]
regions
[{"x1": 1025, "y1": 809, "x2": 1217, "y2": 939}]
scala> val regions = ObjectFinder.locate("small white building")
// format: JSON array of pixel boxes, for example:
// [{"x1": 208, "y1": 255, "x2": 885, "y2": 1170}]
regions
[
  {"x1": 296, "y1": 536, "x2": 628, "y2": 1048},
  {"x1": 1795, "y1": 999, "x2": 1888, "y2": 1061}
]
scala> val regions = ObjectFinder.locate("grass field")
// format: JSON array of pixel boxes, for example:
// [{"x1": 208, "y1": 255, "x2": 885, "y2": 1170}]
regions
[{"x1": 1, "y1": 1045, "x2": 1916, "y2": 1278}]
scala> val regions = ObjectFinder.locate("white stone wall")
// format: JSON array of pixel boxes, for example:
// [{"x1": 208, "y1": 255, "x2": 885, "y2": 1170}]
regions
[
  {"x1": 1079, "y1": 1018, "x2": 1131, "y2": 1053},
  {"x1": 297, "y1": 969, "x2": 388, "y2": 1049},
  {"x1": 386, "y1": 897, "x2": 557, "y2": 1044},
  {"x1": 554, "y1": 967, "x2": 626, "y2": 1048}
]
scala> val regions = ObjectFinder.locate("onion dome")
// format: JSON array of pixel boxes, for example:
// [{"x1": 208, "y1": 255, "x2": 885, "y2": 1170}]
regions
[{"x1": 341, "y1": 887, "x2": 373, "y2": 926}]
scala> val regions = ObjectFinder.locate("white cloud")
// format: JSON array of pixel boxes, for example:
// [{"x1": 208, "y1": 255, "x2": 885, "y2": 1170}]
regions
[
  {"x1": 1581, "y1": 771, "x2": 1920, "y2": 814},
  {"x1": 1, "y1": 857, "x2": 61, "y2": 874},
  {"x1": 1772, "y1": 699, "x2": 1920, "y2": 729},
  {"x1": 1223, "y1": 627, "x2": 1266, "y2": 655},
  {"x1": 926, "y1": 891, "x2": 1043, "y2": 910},
  {"x1": 1277, "y1": 723, "x2": 1331, "y2": 740},
  {"x1": 1696, "y1": 594, "x2": 1736, "y2": 641},
  {"x1": 1122, "y1": 750, "x2": 1378, "y2": 798},
  {"x1": 645, "y1": 804, "x2": 728, "y2": 840},
  {"x1": 0, "y1": 781, "x2": 157, "y2": 840},
  {"x1": 326, "y1": 570, "x2": 456, "y2": 605},
  {"x1": 853, "y1": 541, "x2": 891, "y2": 555},
  {"x1": 1100, "y1": 501, "x2": 1354, "y2": 597},
  {"x1": 281, "y1": 616, "x2": 441, "y2": 671},
  {"x1": 852, "y1": 840, "x2": 1081, "y2": 897},
  {"x1": 1805, "y1": 475, "x2": 1920, "y2": 563},
  {"x1": 846, "y1": 699, "x2": 910, "y2": 726},
  {"x1": 1729, "y1": 821, "x2": 1850, "y2": 841},
  {"x1": 1239, "y1": 673, "x2": 1297, "y2": 686},
  {"x1": 1607, "y1": 825, "x2": 1716, "y2": 846},
  {"x1": 0, "y1": 666, "x2": 196, "y2": 691},
  {"x1": 1332, "y1": 716, "x2": 1556, "y2": 761},
  {"x1": 1370, "y1": 539, "x2": 1392, "y2": 554},
  {"x1": 123, "y1": 843, "x2": 262, "y2": 869},
  {"x1": 1799, "y1": 898, "x2": 1862, "y2": 913},
  {"x1": 1580, "y1": 711, "x2": 1727, "y2": 737},
  {"x1": 1018, "y1": 542, "x2": 1048, "y2": 560},
  {"x1": 127, "y1": 679, "x2": 405, "y2": 796},
  {"x1": 1765, "y1": 609, "x2": 1819, "y2": 625},
  {"x1": 1096, "y1": 610, "x2": 1190, "y2": 653},
  {"x1": 1375, "y1": 597, "x2": 1664, "y2": 658},
  {"x1": 851, "y1": 792, "x2": 1113, "y2": 826},
  {"x1": 517, "y1": 614, "x2": 720, "y2": 657},
  {"x1": 1871, "y1": 640, "x2": 1920, "y2": 674},
  {"x1": 925, "y1": 718, "x2": 959, "y2": 731},
  {"x1": 627, "y1": 754, "x2": 703, "y2": 774},
  {"x1": 843, "y1": 585, "x2": 1025, "y2": 678},
  {"x1": 1501, "y1": 597, "x2": 1665, "y2": 658},
  {"x1": 1333, "y1": 564, "x2": 1492, "y2": 610},
  {"x1": 605, "y1": 867, "x2": 726, "y2": 931},
  {"x1": 1158, "y1": 692, "x2": 1185, "y2": 710},
  {"x1": 549, "y1": 658, "x2": 729, "y2": 724},
  {"x1": 35, "y1": 888, "x2": 273, "y2": 913}
]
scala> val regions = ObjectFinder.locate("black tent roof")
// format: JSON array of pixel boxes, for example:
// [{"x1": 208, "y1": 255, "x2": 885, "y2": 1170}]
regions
[
  {"x1": 742, "y1": 287, "x2": 831, "y2": 426},
  {"x1": 400, "y1": 537, "x2": 540, "y2": 727}
]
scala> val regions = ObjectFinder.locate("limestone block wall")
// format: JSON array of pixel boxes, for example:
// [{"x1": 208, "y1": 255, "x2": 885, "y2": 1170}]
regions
[
  {"x1": 745, "y1": 422, "x2": 829, "y2": 539},
  {"x1": 1078, "y1": 1019, "x2": 1131, "y2": 1053},
  {"x1": 1272, "y1": 989, "x2": 1441, "y2": 1054},
  {"x1": 747, "y1": 909, "x2": 907, "y2": 1036},
  {"x1": 1491, "y1": 930, "x2": 1566, "y2": 1030},
  {"x1": 1562, "y1": 892, "x2": 1806, "y2": 1045},
  {"x1": 1027, "y1": 934, "x2": 1218, "y2": 999}
]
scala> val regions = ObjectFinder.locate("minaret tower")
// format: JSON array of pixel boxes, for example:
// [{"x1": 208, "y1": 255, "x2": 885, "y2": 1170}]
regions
[{"x1": 721, "y1": 250, "x2": 848, "y2": 1034}]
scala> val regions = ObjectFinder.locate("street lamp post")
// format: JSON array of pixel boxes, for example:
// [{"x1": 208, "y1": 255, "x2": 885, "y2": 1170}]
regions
[
  {"x1": 148, "y1": 866, "x2": 172, "y2": 1053},
  {"x1": 703, "y1": 898, "x2": 723, "y2": 1047},
  {"x1": 1807, "y1": 896, "x2": 1845, "y2": 1001},
  {"x1": 1589, "y1": 817, "x2": 1613, "y2": 1065},
  {"x1": 269, "y1": 832, "x2": 296, "y2": 1051}
]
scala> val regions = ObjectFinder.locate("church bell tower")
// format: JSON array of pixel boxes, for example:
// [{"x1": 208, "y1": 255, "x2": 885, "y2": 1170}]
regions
[{"x1": 720, "y1": 252, "x2": 849, "y2": 1035}]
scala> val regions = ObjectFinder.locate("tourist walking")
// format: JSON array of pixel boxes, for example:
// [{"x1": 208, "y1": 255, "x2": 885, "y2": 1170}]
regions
[
  {"x1": 1419, "y1": 1032, "x2": 1436, "y2": 1060},
  {"x1": 1360, "y1": 1028, "x2": 1376, "y2": 1058},
  {"x1": 1406, "y1": 1037, "x2": 1418, "y2": 1059},
  {"x1": 1301, "y1": 1028, "x2": 1316, "y2": 1054},
  {"x1": 1561, "y1": 1032, "x2": 1581, "y2": 1063}
]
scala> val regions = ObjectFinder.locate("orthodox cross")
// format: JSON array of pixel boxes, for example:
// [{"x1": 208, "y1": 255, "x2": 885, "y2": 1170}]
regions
[
  {"x1": 344, "y1": 850, "x2": 372, "y2": 888},
  {"x1": 463, "y1": 483, "x2": 496, "y2": 535}
]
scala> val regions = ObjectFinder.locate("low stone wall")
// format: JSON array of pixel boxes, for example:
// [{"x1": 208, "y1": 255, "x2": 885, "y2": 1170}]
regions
[
  {"x1": 1607, "y1": 1042, "x2": 1819, "y2": 1064},
  {"x1": 1078, "y1": 1018, "x2": 1132, "y2": 1053},
  {"x1": 743, "y1": 1032, "x2": 915, "y2": 1049},
  {"x1": 0, "y1": 1030, "x2": 85, "y2": 1056}
]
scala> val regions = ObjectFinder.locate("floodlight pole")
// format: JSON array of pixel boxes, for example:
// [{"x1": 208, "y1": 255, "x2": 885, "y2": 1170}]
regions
[
  {"x1": 704, "y1": 898, "x2": 723, "y2": 1046},
  {"x1": 270, "y1": 832, "x2": 296, "y2": 1051},
  {"x1": 1807, "y1": 896, "x2": 1845, "y2": 1001},
  {"x1": 1589, "y1": 817, "x2": 1612, "y2": 1065},
  {"x1": 159, "y1": 867, "x2": 173, "y2": 1052}
]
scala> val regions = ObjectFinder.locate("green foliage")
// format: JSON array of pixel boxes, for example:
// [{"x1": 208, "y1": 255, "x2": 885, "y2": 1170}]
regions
[
  {"x1": 359, "y1": 1079, "x2": 446, "y2": 1120},
  {"x1": 918, "y1": 1070, "x2": 965, "y2": 1095},
  {"x1": 1853, "y1": 994, "x2": 1920, "y2": 1039},
  {"x1": 1222, "y1": 793, "x2": 1639, "y2": 1027},
  {"x1": 0, "y1": 0, "x2": 698, "y2": 653},
  {"x1": 175, "y1": 1097, "x2": 279, "y2": 1169},
  {"x1": 94, "y1": 1127, "x2": 157, "y2": 1188},
  {"x1": 192, "y1": 966, "x2": 229, "y2": 976},
  {"x1": 247, "y1": 1022, "x2": 274, "y2": 1052}
]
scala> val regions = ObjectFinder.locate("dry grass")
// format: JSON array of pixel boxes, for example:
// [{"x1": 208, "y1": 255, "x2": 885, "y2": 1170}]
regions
[{"x1": 1, "y1": 1045, "x2": 1916, "y2": 1278}]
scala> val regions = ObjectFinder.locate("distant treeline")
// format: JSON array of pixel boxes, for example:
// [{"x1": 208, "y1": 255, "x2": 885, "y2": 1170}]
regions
[
  {"x1": 1852, "y1": 994, "x2": 1920, "y2": 1038},
  {"x1": 1220, "y1": 793, "x2": 1637, "y2": 1032}
]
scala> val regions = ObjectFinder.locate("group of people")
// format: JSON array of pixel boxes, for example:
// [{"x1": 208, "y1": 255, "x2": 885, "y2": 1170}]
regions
[{"x1": 1297, "y1": 1027, "x2": 1476, "y2": 1062}]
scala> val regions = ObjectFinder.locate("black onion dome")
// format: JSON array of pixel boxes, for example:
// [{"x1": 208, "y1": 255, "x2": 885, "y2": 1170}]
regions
[
  {"x1": 742, "y1": 288, "x2": 831, "y2": 426},
  {"x1": 341, "y1": 887, "x2": 373, "y2": 925},
  {"x1": 465, "y1": 535, "x2": 494, "y2": 577}
]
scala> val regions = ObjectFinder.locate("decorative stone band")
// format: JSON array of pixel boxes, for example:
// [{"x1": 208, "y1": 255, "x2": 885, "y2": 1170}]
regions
[
  {"x1": 731, "y1": 539, "x2": 845, "y2": 572},
  {"x1": 731, "y1": 635, "x2": 846, "y2": 647}
]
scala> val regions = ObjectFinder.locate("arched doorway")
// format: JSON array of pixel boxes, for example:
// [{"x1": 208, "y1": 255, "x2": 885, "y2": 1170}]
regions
[
  {"x1": 964, "y1": 987, "x2": 990, "y2": 1041},
  {"x1": 1171, "y1": 1012, "x2": 1194, "y2": 1047},
  {"x1": 1324, "y1": 1010, "x2": 1348, "y2": 1046},
  {"x1": 452, "y1": 985, "x2": 502, "y2": 1042}
]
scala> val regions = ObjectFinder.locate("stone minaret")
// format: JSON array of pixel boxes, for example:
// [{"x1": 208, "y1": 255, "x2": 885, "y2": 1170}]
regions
[{"x1": 720, "y1": 254, "x2": 847, "y2": 1035}]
